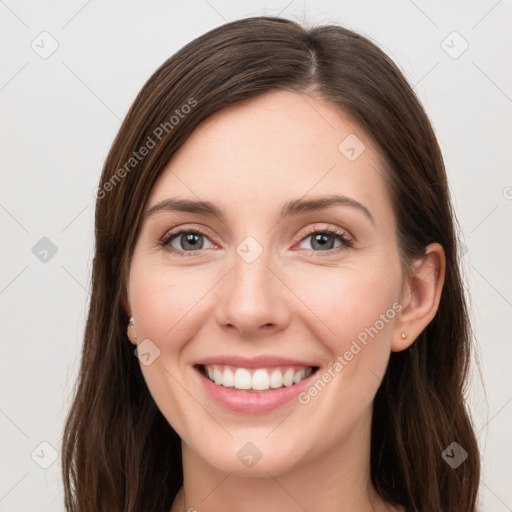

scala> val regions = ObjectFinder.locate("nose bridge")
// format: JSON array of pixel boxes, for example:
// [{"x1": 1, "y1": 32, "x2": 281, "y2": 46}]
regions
[{"x1": 215, "y1": 233, "x2": 289, "y2": 335}]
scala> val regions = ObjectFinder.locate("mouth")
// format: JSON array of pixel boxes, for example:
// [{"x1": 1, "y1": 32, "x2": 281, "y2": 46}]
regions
[{"x1": 195, "y1": 364, "x2": 320, "y2": 393}]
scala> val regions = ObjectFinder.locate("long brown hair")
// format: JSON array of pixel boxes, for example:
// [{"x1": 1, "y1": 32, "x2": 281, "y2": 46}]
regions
[{"x1": 61, "y1": 16, "x2": 480, "y2": 511}]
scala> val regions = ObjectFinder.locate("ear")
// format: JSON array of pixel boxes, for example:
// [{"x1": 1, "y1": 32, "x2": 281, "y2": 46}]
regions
[{"x1": 392, "y1": 242, "x2": 446, "y2": 352}]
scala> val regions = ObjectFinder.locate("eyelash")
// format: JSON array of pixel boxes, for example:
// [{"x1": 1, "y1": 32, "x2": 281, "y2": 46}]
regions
[{"x1": 159, "y1": 226, "x2": 354, "y2": 258}]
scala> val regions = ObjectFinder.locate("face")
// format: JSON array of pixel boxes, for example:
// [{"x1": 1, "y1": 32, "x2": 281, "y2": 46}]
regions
[{"x1": 126, "y1": 90, "x2": 405, "y2": 476}]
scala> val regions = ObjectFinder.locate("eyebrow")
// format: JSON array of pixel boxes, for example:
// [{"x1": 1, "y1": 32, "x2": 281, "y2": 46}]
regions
[{"x1": 145, "y1": 194, "x2": 375, "y2": 225}]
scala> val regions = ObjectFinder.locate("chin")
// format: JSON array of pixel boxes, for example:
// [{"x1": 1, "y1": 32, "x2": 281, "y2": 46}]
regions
[{"x1": 188, "y1": 432, "x2": 313, "y2": 477}]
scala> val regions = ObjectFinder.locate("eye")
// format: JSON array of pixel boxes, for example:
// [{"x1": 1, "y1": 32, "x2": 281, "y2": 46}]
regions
[
  {"x1": 297, "y1": 226, "x2": 354, "y2": 254},
  {"x1": 159, "y1": 225, "x2": 354, "y2": 258},
  {"x1": 160, "y1": 227, "x2": 215, "y2": 256}
]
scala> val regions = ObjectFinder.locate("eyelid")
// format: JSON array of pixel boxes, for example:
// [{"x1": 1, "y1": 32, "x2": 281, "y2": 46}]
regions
[{"x1": 298, "y1": 223, "x2": 353, "y2": 241}]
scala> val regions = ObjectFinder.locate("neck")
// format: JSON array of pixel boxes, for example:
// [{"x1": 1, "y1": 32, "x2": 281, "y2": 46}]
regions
[{"x1": 170, "y1": 406, "x2": 401, "y2": 512}]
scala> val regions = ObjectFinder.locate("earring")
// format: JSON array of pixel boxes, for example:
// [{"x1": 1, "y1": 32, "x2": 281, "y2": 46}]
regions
[
  {"x1": 127, "y1": 316, "x2": 137, "y2": 341},
  {"x1": 400, "y1": 332, "x2": 408, "y2": 340}
]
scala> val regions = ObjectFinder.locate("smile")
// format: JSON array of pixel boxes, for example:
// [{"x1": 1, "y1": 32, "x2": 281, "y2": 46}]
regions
[
  {"x1": 194, "y1": 359, "x2": 320, "y2": 414},
  {"x1": 202, "y1": 364, "x2": 315, "y2": 391}
]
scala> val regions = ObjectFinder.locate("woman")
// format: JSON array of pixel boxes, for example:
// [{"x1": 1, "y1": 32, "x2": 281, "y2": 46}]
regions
[{"x1": 61, "y1": 16, "x2": 481, "y2": 512}]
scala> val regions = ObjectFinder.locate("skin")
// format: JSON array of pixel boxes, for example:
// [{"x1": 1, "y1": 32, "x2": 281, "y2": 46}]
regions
[{"x1": 124, "y1": 90, "x2": 445, "y2": 512}]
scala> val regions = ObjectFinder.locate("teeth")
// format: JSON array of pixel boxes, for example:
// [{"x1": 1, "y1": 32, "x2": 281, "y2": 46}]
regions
[
  {"x1": 203, "y1": 364, "x2": 314, "y2": 391},
  {"x1": 269, "y1": 369, "x2": 283, "y2": 388},
  {"x1": 223, "y1": 367, "x2": 235, "y2": 387},
  {"x1": 234, "y1": 368, "x2": 251, "y2": 389},
  {"x1": 251, "y1": 369, "x2": 269, "y2": 390},
  {"x1": 213, "y1": 366, "x2": 223, "y2": 385},
  {"x1": 283, "y1": 368, "x2": 295, "y2": 387},
  {"x1": 293, "y1": 368, "x2": 306, "y2": 384}
]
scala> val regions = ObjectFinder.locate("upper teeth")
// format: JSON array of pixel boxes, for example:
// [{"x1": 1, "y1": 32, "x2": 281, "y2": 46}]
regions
[{"x1": 204, "y1": 364, "x2": 313, "y2": 391}]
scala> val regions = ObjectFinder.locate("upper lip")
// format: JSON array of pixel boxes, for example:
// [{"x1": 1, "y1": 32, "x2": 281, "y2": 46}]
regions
[{"x1": 195, "y1": 355, "x2": 318, "y2": 369}]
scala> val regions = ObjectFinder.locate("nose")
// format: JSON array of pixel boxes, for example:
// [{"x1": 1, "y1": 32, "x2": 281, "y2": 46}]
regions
[{"x1": 214, "y1": 243, "x2": 291, "y2": 338}]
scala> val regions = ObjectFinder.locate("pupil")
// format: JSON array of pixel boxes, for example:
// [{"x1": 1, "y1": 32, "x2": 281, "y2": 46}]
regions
[
  {"x1": 313, "y1": 233, "x2": 334, "y2": 251},
  {"x1": 183, "y1": 233, "x2": 202, "y2": 250}
]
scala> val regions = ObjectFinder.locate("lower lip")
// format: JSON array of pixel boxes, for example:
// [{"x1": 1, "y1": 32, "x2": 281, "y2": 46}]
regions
[{"x1": 194, "y1": 366, "x2": 318, "y2": 414}]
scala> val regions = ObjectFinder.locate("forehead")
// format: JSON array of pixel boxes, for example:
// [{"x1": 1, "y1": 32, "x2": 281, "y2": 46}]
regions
[{"x1": 147, "y1": 90, "x2": 393, "y2": 227}]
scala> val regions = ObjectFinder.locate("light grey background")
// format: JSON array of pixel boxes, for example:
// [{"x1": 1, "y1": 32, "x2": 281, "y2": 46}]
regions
[{"x1": 1, "y1": 1, "x2": 511, "y2": 510}]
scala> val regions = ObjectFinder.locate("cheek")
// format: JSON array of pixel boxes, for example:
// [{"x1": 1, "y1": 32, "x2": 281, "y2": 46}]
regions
[
  {"x1": 293, "y1": 264, "x2": 400, "y2": 351},
  {"x1": 129, "y1": 262, "x2": 214, "y2": 347},
  {"x1": 292, "y1": 269, "x2": 400, "y2": 427},
  {"x1": 127, "y1": 263, "x2": 213, "y2": 435},
  {"x1": 288, "y1": 262, "x2": 402, "y2": 414}
]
